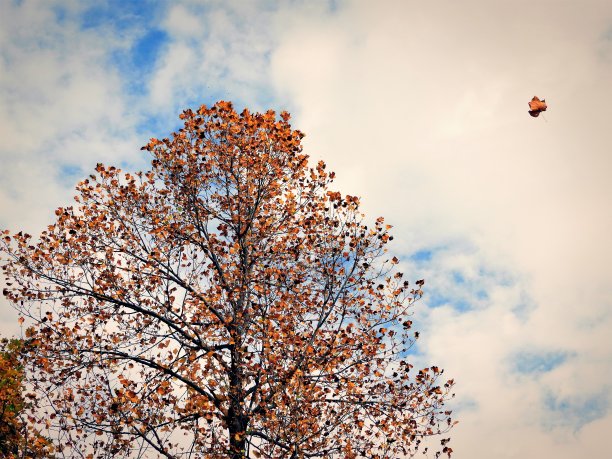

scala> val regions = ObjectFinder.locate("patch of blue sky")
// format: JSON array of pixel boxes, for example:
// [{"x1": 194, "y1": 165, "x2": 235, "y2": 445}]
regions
[
  {"x1": 410, "y1": 248, "x2": 433, "y2": 262},
  {"x1": 426, "y1": 292, "x2": 449, "y2": 308},
  {"x1": 513, "y1": 350, "x2": 571, "y2": 374},
  {"x1": 106, "y1": 29, "x2": 168, "y2": 100},
  {"x1": 79, "y1": 1, "x2": 164, "y2": 31},
  {"x1": 134, "y1": 113, "x2": 170, "y2": 141},
  {"x1": 423, "y1": 272, "x2": 484, "y2": 312},
  {"x1": 451, "y1": 397, "x2": 478, "y2": 413},
  {"x1": 51, "y1": 3, "x2": 67, "y2": 24},
  {"x1": 451, "y1": 270, "x2": 465, "y2": 284},
  {"x1": 425, "y1": 291, "x2": 472, "y2": 311},
  {"x1": 407, "y1": 244, "x2": 458, "y2": 264},
  {"x1": 131, "y1": 29, "x2": 168, "y2": 73},
  {"x1": 512, "y1": 292, "x2": 537, "y2": 322},
  {"x1": 398, "y1": 339, "x2": 422, "y2": 358},
  {"x1": 404, "y1": 245, "x2": 497, "y2": 313},
  {"x1": 59, "y1": 164, "x2": 82, "y2": 176},
  {"x1": 451, "y1": 299, "x2": 472, "y2": 312},
  {"x1": 542, "y1": 389, "x2": 610, "y2": 431},
  {"x1": 76, "y1": 2, "x2": 171, "y2": 101},
  {"x1": 58, "y1": 164, "x2": 84, "y2": 187}
]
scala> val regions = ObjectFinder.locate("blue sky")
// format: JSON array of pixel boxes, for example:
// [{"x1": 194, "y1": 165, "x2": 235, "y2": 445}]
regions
[{"x1": 1, "y1": 1, "x2": 611, "y2": 457}]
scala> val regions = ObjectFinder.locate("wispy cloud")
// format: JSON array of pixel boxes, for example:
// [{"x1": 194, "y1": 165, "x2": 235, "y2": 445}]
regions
[
  {"x1": 267, "y1": 1, "x2": 612, "y2": 456},
  {"x1": 1, "y1": 1, "x2": 611, "y2": 457},
  {"x1": 0, "y1": 0, "x2": 151, "y2": 329},
  {"x1": 0, "y1": 1, "x2": 145, "y2": 227},
  {"x1": 146, "y1": 1, "x2": 280, "y2": 115}
]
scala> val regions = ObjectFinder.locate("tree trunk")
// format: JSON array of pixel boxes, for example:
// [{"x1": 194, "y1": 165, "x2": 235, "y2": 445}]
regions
[
  {"x1": 227, "y1": 328, "x2": 247, "y2": 459},
  {"x1": 228, "y1": 412, "x2": 248, "y2": 459}
]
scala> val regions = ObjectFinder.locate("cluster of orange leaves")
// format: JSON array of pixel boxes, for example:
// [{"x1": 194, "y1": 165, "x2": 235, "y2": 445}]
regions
[{"x1": 0, "y1": 338, "x2": 53, "y2": 458}]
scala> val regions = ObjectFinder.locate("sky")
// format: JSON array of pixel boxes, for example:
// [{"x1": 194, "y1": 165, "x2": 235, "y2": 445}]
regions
[{"x1": 1, "y1": 0, "x2": 611, "y2": 457}]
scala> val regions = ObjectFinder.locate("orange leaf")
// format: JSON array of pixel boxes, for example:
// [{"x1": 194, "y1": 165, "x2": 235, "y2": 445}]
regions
[{"x1": 528, "y1": 96, "x2": 547, "y2": 117}]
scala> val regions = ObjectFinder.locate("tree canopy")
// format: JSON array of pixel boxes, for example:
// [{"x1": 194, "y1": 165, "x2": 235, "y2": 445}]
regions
[{"x1": 2, "y1": 101, "x2": 455, "y2": 458}]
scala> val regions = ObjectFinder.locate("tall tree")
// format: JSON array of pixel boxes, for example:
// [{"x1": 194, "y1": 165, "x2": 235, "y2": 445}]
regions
[{"x1": 2, "y1": 101, "x2": 455, "y2": 458}]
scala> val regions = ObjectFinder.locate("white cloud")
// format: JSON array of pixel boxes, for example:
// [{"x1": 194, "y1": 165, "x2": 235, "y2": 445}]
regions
[
  {"x1": 0, "y1": 0, "x2": 145, "y2": 335},
  {"x1": 1, "y1": 0, "x2": 611, "y2": 457},
  {"x1": 147, "y1": 0, "x2": 279, "y2": 115},
  {"x1": 268, "y1": 0, "x2": 612, "y2": 457}
]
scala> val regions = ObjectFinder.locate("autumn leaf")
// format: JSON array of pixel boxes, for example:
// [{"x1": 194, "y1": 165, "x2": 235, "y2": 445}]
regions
[{"x1": 528, "y1": 96, "x2": 547, "y2": 117}]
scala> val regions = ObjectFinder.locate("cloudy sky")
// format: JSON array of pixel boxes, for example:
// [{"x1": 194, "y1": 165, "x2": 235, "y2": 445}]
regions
[{"x1": 1, "y1": 0, "x2": 611, "y2": 457}]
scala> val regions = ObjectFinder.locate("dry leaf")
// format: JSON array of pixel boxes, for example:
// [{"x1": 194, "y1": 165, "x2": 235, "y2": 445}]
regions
[{"x1": 528, "y1": 96, "x2": 547, "y2": 117}]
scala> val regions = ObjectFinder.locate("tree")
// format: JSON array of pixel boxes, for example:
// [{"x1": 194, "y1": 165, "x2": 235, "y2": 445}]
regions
[
  {"x1": 0, "y1": 337, "x2": 53, "y2": 458},
  {"x1": 2, "y1": 101, "x2": 455, "y2": 458}
]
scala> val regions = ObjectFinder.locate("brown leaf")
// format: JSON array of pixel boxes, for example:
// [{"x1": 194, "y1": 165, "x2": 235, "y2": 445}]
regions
[{"x1": 528, "y1": 96, "x2": 547, "y2": 117}]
